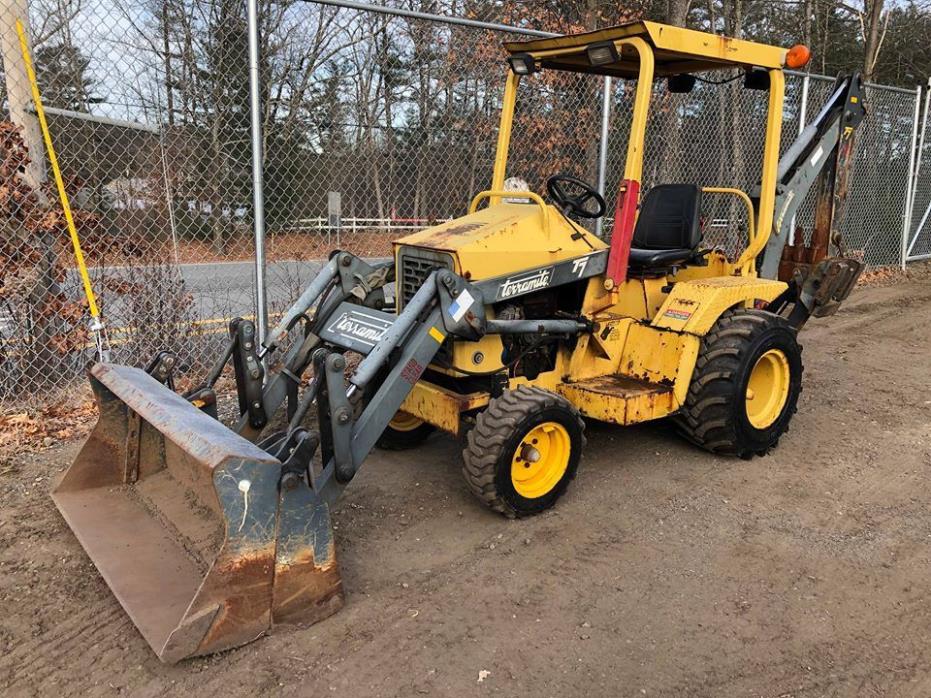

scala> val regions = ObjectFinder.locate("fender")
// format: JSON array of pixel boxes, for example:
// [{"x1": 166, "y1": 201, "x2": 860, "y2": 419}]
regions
[{"x1": 651, "y1": 277, "x2": 788, "y2": 335}]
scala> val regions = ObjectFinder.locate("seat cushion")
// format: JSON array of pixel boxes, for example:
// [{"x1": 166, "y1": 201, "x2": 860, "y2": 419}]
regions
[
  {"x1": 630, "y1": 184, "x2": 702, "y2": 267},
  {"x1": 628, "y1": 247, "x2": 694, "y2": 269}
]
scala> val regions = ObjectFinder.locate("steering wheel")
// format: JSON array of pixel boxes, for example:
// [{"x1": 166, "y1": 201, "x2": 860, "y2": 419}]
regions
[{"x1": 546, "y1": 174, "x2": 606, "y2": 219}]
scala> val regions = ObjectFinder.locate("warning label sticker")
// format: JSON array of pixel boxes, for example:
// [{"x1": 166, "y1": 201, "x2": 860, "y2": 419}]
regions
[{"x1": 663, "y1": 308, "x2": 693, "y2": 321}]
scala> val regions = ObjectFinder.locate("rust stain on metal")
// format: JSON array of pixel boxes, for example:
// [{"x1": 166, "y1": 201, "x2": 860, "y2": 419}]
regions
[
  {"x1": 558, "y1": 373, "x2": 676, "y2": 426},
  {"x1": 53, "y1": 364, "x2": 348, "y2": 665},
  {"x1": 272, "y1": 543, "x2": 344, "y2": 626},
  {"x1": 415, "y1": 221, "x2": 485, "y2": 248},
  {"x1": 574, "y1": 374, "x2": 672, "y2": 398},
  {"x1": 441, "y1": 222, "x2": 484, "y2": 236}
]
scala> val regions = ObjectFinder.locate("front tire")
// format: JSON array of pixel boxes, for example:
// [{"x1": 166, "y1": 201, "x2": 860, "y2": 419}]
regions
[
  {"x1": 676, "y1": 308, "x2": 803, "y2": 458},
  {"x1": 462, "y1": 386, "x2": 585, "y2": 518}
]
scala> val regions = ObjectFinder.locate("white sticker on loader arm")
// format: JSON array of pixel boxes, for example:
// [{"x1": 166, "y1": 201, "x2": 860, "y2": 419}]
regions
[
  {"x1": 810, "y1": 145, "x2": 824, "y2": 168},
  {"x1": 448, "y1": 289, "x2": 474, "y2": 322}
]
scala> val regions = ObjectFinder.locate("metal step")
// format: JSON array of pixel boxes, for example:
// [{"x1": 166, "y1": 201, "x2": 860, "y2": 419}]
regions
[{"x1": 557, "y1": 373, "x2": 676, "y2": 425}]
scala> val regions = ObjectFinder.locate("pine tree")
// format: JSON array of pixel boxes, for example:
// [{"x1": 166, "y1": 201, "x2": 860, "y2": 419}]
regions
[{"x1": 33, "y1": 42, "x2": 95, "y2": 112}]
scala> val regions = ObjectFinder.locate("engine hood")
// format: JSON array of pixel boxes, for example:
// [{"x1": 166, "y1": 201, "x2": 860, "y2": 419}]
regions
[{"x1": 393, "y1": 202, "x2": 606, "y2": 281}]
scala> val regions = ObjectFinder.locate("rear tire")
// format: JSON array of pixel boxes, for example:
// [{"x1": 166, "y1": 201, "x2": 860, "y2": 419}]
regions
[
  {"x1": 377, "y1": 411, "x2": 434, "y2": 450},
  {"x1": 462, "y1": 386, "x2": 585, "y2": 518},
  {"x1": 676, "y1": 308, "x2": 802, "y2": 458}
]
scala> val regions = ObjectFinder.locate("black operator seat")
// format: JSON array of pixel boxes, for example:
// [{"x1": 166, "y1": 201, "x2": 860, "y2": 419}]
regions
[{"x1": 628, "y1": 184, "x2": 703, "y2": 270}]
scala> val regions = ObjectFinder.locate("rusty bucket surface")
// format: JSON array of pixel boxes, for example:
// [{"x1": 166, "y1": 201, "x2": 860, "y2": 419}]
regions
[{"x1": 52, "y1": 363, "x2": 344, "y2": 663}]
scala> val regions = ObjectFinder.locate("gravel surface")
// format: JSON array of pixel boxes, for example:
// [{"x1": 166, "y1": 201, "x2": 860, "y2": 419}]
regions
[{"x1": 2, "y1": 274, "x2": 931, "y2": 697}]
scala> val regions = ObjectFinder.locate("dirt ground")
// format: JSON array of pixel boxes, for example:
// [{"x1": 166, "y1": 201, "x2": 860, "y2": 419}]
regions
[{"x1": 2, "y1": 272, "x2": 931, "y2": 697}]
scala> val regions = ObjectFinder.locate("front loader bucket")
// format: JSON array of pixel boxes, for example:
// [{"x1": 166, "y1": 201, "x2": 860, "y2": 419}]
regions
[{"x1": 52, "y1": 363, "x2": 343, "y2": 663}]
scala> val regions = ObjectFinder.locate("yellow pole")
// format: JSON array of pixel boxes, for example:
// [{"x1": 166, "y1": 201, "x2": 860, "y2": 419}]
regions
[
  {"x1": 619, "y1": 38, "x2": 655, "y2": 184},
  {"x1": 735, "y1": 68, "x2": 785, "y2": 273},
  {"x1": 490, "y1": 71, "x2": 520, "y2": 203},
  {"x1": 15, "y1": 19, "x2": 100, "y2": 319}
]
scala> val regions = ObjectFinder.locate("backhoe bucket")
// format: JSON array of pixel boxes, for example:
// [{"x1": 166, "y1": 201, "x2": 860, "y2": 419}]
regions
[{"x1": 52, "y1": 363, "x2": 343, "y2": 663}]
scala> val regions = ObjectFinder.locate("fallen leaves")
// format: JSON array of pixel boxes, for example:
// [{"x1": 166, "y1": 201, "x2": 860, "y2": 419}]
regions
[
  {"x1": 0, "y1": 400, "x2": 96, "y2": 456},
  {"x1": 857, "y1": 265, "x2": 906, "y2": 286}
]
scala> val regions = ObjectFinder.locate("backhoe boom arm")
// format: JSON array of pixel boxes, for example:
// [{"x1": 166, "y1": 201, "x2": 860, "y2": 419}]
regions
[{"x1": 760, "y1": 73, "x2": 866, "y2": 280}]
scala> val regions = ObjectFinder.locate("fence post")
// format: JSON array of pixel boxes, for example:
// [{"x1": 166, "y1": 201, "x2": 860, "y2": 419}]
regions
[
  {"x1": 908, "y1": 79, "x2": 931, "y2": 224},
  {"x1": 247, "y1": 0, "x2": 269, "y2": 348},
  {"x1": 0, "y1": 0, "x2": 47, "y2": 192},
  {"x1": 903, "y1": 85, "x2": 923, "y2": 269},
  {"x1": 789, "y1": 73, "x2": 810, "y2": 245},
  {"x1": 905, "y1": 85, "x2": 931, "y2": 261}
]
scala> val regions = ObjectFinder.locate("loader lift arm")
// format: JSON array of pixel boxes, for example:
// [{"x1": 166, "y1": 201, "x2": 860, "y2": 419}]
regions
[
  {"x1": 246, "y1": 252, "x2": 592, "y2": 504},
  {"x1": 56, "y1": 249, "x2": 591, "y2": 663}
]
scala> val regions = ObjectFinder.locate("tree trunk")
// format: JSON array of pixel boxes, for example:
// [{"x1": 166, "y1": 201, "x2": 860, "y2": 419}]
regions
[
  {"x1": 666, "y1": 0, "x2": 690, "y2": 27},
  {"x1": 862, "y1": 0, "x2": 885, "y2": 82},
  {"x1": 161, "y1": 0, "x2": 175, "y2": 126}
]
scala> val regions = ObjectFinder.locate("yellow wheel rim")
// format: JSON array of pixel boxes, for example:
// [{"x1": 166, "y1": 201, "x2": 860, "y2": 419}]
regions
[
  {"x1": 745, "y1": 349, "x2": 791, "y2": 429},
  {"x1": 388, "y1": 411, "x2": 424, "y2": 432},
  {"x1": 510, "y1": 421, "x2": 570, "y2": 499}
]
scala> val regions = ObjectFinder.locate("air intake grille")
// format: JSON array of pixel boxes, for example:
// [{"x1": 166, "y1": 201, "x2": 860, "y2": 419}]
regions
[
  {"x1": 397, "y1": 246, "x2": 455, "y2": 364},
  {"x1": 398, "y1": 247, "x2": 454, "y2": 308}
]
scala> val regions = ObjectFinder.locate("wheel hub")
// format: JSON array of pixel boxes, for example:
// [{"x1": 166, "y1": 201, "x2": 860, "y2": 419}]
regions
[
  {"x1": 511, "y1": 422, "x2": 570, "y2": 499},
  {"x1": 745, "y1": 348, "x2": 791, "y2": 429}
]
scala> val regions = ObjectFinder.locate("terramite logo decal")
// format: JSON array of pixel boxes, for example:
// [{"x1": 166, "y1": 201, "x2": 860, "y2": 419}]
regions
[
  {"x1": 326, "y1": 310, "x2": 392, "y2": 346},
  {"x1": 497, "y1": 267, "x2": 553, "y2": 300}
]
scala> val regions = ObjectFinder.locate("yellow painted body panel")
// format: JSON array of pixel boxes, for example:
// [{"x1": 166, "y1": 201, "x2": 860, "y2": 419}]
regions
[
  {"x1": 400, "y1": 381, "x2": 490, "y2": 436},
  {"x1": 672, "y1": 252, "x2": 732, "y2": 282},
  {"x1": 387, "y1": 21, "x2": 796, "y2": 435},
  {"x1": 567, "y1": 317, "x2": 633, "y2": 382},
  {"x1": 557, "y1": 375, "x2": 676, "y2": 425},
  {"x1": 449, "y1": 332, "x2": 507, "y2": 373},
  {"x1": 394, "y1": 202, "x2": 604, "y2": 280},
  {"x1": 652, "y1": 276, "x2": 787, "y2": 334},
  {"x1": 505, "y1": 21, "x2": 788, "y2": 72},
  {"x1": 618, "y1": 323, "x2": 701, "y2": 406},
  {"x1": 641, "y1": 21, "x2": 787, "y2": 69},
  {"x1": 561, "y1": 318, "x2": 700, "y2": 424}
]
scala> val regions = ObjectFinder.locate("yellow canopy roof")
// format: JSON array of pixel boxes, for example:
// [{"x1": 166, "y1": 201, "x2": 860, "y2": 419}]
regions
[{"x1": 504, "y1": 21, "x2": 789, "y2": 78}]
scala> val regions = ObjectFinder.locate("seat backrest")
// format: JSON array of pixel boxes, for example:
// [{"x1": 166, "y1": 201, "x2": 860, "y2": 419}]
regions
[{"x1": 631, "y1": 184, "x2": 702, "y2": 250}]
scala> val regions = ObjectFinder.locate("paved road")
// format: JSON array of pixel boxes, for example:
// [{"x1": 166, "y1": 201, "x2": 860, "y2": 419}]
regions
[
  {"x1": 86, "y1": 258, "x2": 332, "y2": 327},
  {"x1": 61, "y1": 257, "x2": 387, "y2": 339},
  {"x1": 0, "y1": 257, "x2": 390, "y2": 351},
  {"x1": 2, "y1": 256, "x2": 399, "y2": 372}
]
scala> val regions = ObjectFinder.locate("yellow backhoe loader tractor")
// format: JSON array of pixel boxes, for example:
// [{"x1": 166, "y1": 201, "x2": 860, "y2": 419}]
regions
[{"x1": 54, "y1": 21, "x2": 866, "y2": 662}]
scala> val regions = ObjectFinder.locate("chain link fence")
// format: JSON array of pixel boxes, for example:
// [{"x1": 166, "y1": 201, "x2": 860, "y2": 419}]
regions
[{"x1": 0, "y1": 0, "x2": 924, "y2": 408}]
